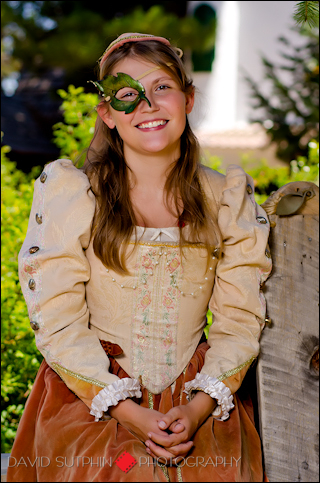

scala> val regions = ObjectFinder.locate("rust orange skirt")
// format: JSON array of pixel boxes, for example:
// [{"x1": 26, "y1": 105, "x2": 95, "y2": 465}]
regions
[{"x1": 7, "y1": 342, "x2": 265, "y2": 482}]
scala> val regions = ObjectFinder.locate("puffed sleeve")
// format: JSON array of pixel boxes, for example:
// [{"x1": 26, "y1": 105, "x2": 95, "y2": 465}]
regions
[
  {"x1": 184, "y1": 165, "x2": 272, "y2": 420},
  {"x1": 19, "y1": 159, "x2": 141, "y2": 420}
]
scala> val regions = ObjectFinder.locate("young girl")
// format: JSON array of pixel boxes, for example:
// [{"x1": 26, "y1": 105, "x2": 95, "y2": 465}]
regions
[{"x1": 7, "y1": 33, "x2": 272, "y2": 482}]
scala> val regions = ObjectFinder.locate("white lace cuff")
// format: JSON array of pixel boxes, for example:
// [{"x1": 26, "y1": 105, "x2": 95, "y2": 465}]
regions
[
  {"x1": 184, "y1": 373, "x2": 234, "y2": 421},
  {"x1": 90, "y1": 378, "x2": 142, "y2": 421}
]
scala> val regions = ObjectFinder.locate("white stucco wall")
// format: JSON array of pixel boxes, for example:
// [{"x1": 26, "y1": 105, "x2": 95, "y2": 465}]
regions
[{"x1": 187, "y1": 1, "x2": 306, "y2": 132}]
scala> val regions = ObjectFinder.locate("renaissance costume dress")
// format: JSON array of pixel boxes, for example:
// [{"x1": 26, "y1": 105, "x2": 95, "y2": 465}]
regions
[{"x1": 7, "y1": 159, "x2": 272, "y2": 482}]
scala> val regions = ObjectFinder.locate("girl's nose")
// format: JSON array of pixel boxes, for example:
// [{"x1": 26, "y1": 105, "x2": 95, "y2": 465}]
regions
[{"x1": 140, "y1": 91, "x2": 160, "y2": 112}]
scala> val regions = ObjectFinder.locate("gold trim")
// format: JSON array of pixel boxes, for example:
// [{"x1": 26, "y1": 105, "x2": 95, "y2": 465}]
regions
[
  {"x1": 177, "y1": 464, "x2": 183, "y2": 482},
  {"x1": 180, "y1": 367, "x2": 187, "y2": 404},
  {"x1": 148, "y1": 391, "x2": 154, "y2": 410},
  {"x1": 135, "y1": 66, "x2": 162, "y2": 80},
  {"x1": 158, "y1": 463, "x2": 170, "y2": 482},
  {"x1": 51, "y1": 362, "x2": 107, "y2": 388},
  {"x1": 216, "y1": 355, "x2": 256, "y2": 381},
  {"x1": 135, "y1": 63, "x2": 173, "y2": 81},
  {"x1": 174, "y1": 47, "x2": 184, "y2": 59}
]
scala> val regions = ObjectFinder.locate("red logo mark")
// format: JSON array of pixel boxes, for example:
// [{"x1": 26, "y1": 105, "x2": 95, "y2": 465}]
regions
[{"x1": 115, "y1": 451, "x2": 137, "y2": 473}]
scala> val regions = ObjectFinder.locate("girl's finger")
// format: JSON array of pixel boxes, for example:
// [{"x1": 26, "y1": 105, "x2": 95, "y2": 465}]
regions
[
  {"x1": 163, "y1": 440, "x2": 193, "y2": 457},
  {"x1": 147, "y1": 430, "x2": 186, "y2": 448},
  {"x1": 146, "y1": 446, "x2": 188, "y2": 467},
  {"x1": 158, "y1": 407, "x2": 181, "y2": 430},
  {"x1": 146, "y1": 439, "x2": 181, "y2": 463},
  {"x1": 168, "y1": 421, "x2": 185, "y2": 433}
]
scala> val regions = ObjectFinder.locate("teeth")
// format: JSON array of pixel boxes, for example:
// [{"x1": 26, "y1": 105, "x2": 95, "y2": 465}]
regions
[{"x1": 138, "y1": 120, "x2": 167, "y2": 129}]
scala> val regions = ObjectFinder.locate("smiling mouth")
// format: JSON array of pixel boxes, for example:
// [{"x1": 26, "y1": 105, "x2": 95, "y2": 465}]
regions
[{"x1": 136, "y1": 120, "x2": 168, "y2": 129}]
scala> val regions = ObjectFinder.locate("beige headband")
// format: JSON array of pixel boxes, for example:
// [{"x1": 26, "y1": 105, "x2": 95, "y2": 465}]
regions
[{"x1": 100, "y1": 32, "x2": 183, "y2": 66}]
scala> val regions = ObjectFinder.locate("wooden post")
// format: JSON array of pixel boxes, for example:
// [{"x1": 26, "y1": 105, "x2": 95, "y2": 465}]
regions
[{"x1": 257, "y1": 214, "x2": 319, "y2": 482}]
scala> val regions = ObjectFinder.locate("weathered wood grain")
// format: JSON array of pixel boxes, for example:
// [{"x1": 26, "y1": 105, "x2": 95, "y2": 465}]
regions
[{"x1": 257, "y1": 214, "x2": 319, "y2": 482}]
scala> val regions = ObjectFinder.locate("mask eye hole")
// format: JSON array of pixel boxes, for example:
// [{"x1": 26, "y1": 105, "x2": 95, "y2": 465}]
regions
[{"x1": 115, "y1": 88, "x2": 139, "y2": 101}]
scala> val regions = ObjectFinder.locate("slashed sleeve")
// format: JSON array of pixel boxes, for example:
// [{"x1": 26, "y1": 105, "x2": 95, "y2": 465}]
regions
[
  {"x1": 19, "y1": 159, "x2": 141, "y2": 420},
  {"x1": 184, "y1": 165, "x2": 272, "y2": 420}
]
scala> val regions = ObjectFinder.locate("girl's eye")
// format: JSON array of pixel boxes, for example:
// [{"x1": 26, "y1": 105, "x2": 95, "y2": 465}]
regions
[
  {"x1": 156, "y1": 85, "x2": 170, "y2": 91},
  {"x1": 115, "y1": 89, "x2": 138, "y2": 100},
  {"x1": 122, "y1": 92, "x2": 137, "y2": 99}
]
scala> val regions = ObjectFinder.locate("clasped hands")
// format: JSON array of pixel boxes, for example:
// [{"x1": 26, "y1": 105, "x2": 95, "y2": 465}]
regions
[
  {"x1": 109, "y1": 391, "x2": 217, "y2": 466},
  {"x1": 144, "y1": 404, "x2": 196, "y2": 465}
]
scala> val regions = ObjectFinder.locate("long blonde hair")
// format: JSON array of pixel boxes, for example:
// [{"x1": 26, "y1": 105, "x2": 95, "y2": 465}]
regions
[{"x1": 83, "y1": 40, "x2": 221, "y2": 274}]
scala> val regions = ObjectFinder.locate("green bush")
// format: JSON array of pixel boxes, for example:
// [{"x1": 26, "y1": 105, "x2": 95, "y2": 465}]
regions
[
  {"x1": 52, "y1": 85, "x2": 99, "y2": 166},
  {"x1": 202, "y1": 142, "x2": 319, "y2": 205},
  {"x1": 1, "y1": 144, "x2": 42, "y2": 452}
]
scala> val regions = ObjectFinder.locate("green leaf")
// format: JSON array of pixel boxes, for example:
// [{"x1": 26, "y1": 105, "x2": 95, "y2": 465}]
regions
[
  {"x1": 96, "y1": 72, "x2": 151, "y2": 114},
  {"x1": 293, "y1": 1, "x2": 319, "y2": 28},
  {"x1": 14, "y1": 350, "x2": 25, "y2": 359}
]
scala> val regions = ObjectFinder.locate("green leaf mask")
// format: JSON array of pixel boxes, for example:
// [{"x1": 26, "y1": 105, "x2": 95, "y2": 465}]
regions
[{"x1": 89, "y1": 72, "x2": 152, "y2": 114}]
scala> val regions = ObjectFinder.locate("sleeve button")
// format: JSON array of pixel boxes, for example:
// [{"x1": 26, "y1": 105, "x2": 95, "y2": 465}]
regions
[
  {"x1": 29, "y1": 246, "x2": 40, "y2": 254},
  {"x1": 40, "y1": 172, "x2": 47, "y2": 183},
  {"x1": 30, "y1": 321, "x2": 40, "y2": 331},
  {"x1": 265, "y1": 248, "x2": 271, "y2": 258},
  {"x1": 264, "y1": 316, "x2": 272, "y2": 327},
  {"x1": 257, "y1": 216, "x2": 267, "y2": 224},
  {"x1": 36, "y1": 214, "x2": 42, "y2": 224},
  {"x1": 246, "y1": 184, "x2": 253, "y2": 195},
  {"x1": 28, "y1": 279, "x2": 36, "y2": 290}
]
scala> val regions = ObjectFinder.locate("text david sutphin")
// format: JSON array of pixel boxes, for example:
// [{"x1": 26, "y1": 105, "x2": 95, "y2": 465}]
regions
[{"x1": 8, "y1": 455, "x2": 242, "y2": 470}]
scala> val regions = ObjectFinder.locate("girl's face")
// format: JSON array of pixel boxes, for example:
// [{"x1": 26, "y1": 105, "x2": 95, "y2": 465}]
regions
[{"x1": 97, "y1": 56, "x2": 194, "y2": 161}]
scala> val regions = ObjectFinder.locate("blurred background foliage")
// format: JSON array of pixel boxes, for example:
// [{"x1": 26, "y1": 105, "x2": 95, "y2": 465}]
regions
[
  {"x1": 1, "y1": 1, "x2": 215, "y2": 82},
  {"x1": 1, "y1": 0, "x2": 319, "y2": 453},
  {"x1": 1, "y1": 1, "x2": 319, "y2": 170},
  {"x1": 1, "y1": 0, "x2": 217, "y2": 172},
  {"x1": 1, "y1": 141, "x2": 42, "y2": 452},
  {"x1": 244, "y1": 29, "x2": 319, "y2": 163}
]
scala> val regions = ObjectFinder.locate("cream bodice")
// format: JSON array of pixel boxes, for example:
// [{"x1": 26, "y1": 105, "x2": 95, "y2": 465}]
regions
[
  {"x1": 18, "y1": 159, "x2": 272, "y2": 412},
  {"x1": 86, "y1": 226, "x2": 217, "y2": 393}
]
